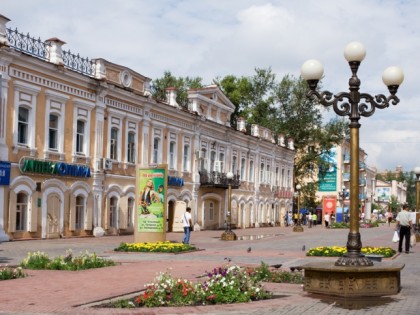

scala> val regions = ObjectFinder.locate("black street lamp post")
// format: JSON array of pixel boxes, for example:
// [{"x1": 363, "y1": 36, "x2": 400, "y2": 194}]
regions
[
  {"x1": 293, "y1": 184, "x2": 303, "y2": 232},
  {"x1": 301, "y1": 42, "x2": 404, "y2": 266},
  {"x1": 221, "y1": 171, "x2": 237, "y2": 241}
]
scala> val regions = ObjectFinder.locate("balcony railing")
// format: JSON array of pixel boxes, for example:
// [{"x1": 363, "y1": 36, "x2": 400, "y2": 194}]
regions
[{"x1": 199, "y1": 170, "x2": 240, "y2": 189}]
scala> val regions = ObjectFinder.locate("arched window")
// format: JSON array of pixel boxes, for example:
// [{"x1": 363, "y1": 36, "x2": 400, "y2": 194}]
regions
[
  {"x1": 109, "y1": 197, "x2": 118, "y2": 228},
  {"x1": 127, "y1": 197, "x2": 134, "y2": 227},
  {"x1": 110, "y1": 127, "x2": 118, "y2": 160},
  {"x1": 75, "y1": 195, "x2": 85, "y2": 229},
  {"x1": 127, "y1": 131, "x2": 135, "y2": 163},
  {"x1": 16, "y1": 192, "x2": 28, "y2": 231},
  {"x1": 18, "y1": 107, "x2": 29, "y2": 145}
]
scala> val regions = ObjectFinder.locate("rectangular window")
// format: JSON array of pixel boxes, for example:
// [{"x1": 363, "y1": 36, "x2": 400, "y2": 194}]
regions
[
  {"x1": 260, "y1": 163, "x2": 265, "y2": 183},
  {"x1": 16, "y1": 193, "x2": 27, "y2": 231},
  {"x1": 183, "y1": 145, "x2": 190, "y2": 171},
  {"x1": 110, "y1": 128, "x2": 118, "y2": 160},
  {"x1": 249, "y1": 160, "x2": 254, "y2": 182},
  {"x1": 76, "y1": 120, "x2": 85, "y2": 154},
  {"x1": 240, "y1": 158, "x2": 246, "y2": 181},
  {"x1": 127, "y1": 132, "x2": 135, "y2": 163},
  {"x1": 153, "y1": 138, "x2": 160, "y2": 164},
  {"x1": 109, "y1": 197, "x2": 117, "y2": 228},
  {"x1": 18, "y1": 107, "x2": 29, "y2": 145},
  {"x1": 169, "y1": 142, "x2": 175, "y2": 169},
  {"x1": 209, "y1": 202, "x2": 214, "y2": 220},
  {"x1": 75, "y1": 196, "x2": 85, "y2": 229},
  {"x1": 48, "y1": 114, "x2": 58, "y2": 150}
]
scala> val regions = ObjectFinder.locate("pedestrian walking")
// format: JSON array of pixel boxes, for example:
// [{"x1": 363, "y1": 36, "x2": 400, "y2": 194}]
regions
[
  {"x1": 182, "y1": 207, "x2": 193, "y2": 244},
  {"x1": 324, "y1": 212, "x2": 330, "y2": 228},
  {"x1": 312, "y1": 213, "x2": 317, "y2": 226},
  {"x1": 387, "y1": 211, "x2": 393, "y2": 226},
  {"x1": 395, "y1": 204, "x2": 413, "y2": 254}
]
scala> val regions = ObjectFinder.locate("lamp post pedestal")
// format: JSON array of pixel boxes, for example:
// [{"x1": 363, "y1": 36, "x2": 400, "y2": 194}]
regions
[
  {"x1": 293, "y1": 184, "x2": 304, "y2": 232},
  {"x1": 221, "y1": 230, "x2": 237, "y2": 241}
]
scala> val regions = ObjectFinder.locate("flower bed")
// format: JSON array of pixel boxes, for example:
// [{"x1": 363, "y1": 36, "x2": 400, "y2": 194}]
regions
[
  {"x1": 306, "y1": 246, "x2": 395, "y2": 258},
  {"x1": 20, "y1": 250, "x2": 116, "y2": 270},
  {"x1": 103, "y1": 263, "x2": 272, "y2": 308},
  {"x1": 100, "y1": 262, "x2": 302, "y2": 309},
  {"x1": 0, "y1": 266, "x2": 27, "y2": 281},
  {"x1": 115, "y1": 241, "x2": 197, "y2": 253}
]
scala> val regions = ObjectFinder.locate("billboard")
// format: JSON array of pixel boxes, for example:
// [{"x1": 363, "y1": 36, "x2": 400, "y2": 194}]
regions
[
  {"x1": 318, "y1": 147, "x2": 337, "y2": 192},
  {"x1": 137, "y1": 166, "x2": 167, "y2": 233},
  {"x1": 376, "y1": 187, "x2": 391, "y2": 201}
]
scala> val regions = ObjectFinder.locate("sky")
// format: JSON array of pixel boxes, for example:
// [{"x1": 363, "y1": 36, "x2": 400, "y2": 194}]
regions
[{"x1": 2, "y1": 0, "x2": 420, "y2": 173}]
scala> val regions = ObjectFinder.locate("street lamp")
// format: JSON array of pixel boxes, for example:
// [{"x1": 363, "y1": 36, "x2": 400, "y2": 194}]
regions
[
  {"x1": 293, "y1": 184, "x2": 304, "y2": 232},
  {"x1": 221, "y1": 171, "x2": 237, "y2": 241},
  {"x1": 301, "y1": 42, "x2": 404, "y2": 266}
]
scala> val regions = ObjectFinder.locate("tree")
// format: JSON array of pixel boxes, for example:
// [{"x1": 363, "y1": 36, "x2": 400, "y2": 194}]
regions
[
  {"x1": 217, "y1": 69, "x2": 348, "y2": 199},
  {"x1": 151, "y1": 71, "x2": 203, "y2": 109},
  {"x1": 388, "y1": 195, "x2": 400, "y2": 214}
]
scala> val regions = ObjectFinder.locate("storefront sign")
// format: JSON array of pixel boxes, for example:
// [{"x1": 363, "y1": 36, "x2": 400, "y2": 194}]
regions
[
  {"x1": 0, "y1": 161, "x2": 11, "y2": 185},
  {"x1": 19, "y1": 158, "x2": 91, "y2": 178}
]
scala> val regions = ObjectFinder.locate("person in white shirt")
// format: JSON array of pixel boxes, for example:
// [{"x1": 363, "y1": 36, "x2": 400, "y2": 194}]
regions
[
  {"x1": 324, "y1": 213, "x2": 330, "y2": 228},
  {"x1": 182, "y1": 207, "x2": 193, "y2": 244},
  {"x1": 395, "y1": 204, "x2": 413, "y2": 254}
]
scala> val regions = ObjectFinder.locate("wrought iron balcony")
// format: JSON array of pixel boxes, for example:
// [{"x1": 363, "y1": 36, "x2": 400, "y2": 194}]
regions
[{"x1": 199, "y1": 170, "x2": 241, "y2": 189}]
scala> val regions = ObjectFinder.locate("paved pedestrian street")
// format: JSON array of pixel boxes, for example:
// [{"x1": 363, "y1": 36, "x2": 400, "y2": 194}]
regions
[{"x1": 0, "y1": 224, "x2": 418, "y2": 314}]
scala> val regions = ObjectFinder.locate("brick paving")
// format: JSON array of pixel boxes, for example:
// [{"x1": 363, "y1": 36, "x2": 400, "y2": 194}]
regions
[{"x1": 0, "y1": 224, "x2": 418, "y2": 314}]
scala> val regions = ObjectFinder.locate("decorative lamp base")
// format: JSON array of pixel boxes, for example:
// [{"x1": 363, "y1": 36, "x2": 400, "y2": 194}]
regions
[{"x1": 221, "y1": 230, "x2": 237, "y2": 241}]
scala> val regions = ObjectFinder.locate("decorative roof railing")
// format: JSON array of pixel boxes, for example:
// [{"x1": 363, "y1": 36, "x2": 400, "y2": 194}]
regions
[
  {"x1": 62, "y1": 49, "x2": 95, "y2": 76},
  {"x1": 6, "y1": 27, "x2": 50, "y2": 60},
  {"x1": 6, "y1": 27, "x2": 95, "y2": 77}
]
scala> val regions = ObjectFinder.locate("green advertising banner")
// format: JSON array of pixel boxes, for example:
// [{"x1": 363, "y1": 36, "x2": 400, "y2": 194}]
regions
[
  {"x1": 318, "y1": 147, "x2": 337, "y2": 192},
  {"x1": 137, "y1": 166, "x2": 167, "y2": 233}
]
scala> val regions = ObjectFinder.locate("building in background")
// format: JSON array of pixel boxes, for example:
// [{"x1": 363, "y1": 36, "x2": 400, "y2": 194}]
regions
[{"x1": 0, "y1": 14, "x2": 295, "y2": 241}]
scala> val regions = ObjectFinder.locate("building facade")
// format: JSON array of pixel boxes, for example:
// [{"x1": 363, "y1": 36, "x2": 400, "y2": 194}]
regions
[{"x1": 0, "y1": 14, "x2": 295, "y2": 241}]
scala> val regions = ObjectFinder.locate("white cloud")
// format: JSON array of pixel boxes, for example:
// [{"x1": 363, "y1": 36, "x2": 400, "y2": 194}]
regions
[{"x1": 2, "y1": 0, "x2": 419, "y2": 172}]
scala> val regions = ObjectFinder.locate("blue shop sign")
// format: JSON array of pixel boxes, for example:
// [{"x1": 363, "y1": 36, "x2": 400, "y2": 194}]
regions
[{"x1": 0, "y1": 161, "x2": 11, "y2": 185}]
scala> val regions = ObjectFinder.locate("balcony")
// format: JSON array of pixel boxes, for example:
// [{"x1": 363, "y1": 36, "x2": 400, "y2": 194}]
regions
[{"x1": 199, "y1": 170, "x2": 241, "y2": 189}]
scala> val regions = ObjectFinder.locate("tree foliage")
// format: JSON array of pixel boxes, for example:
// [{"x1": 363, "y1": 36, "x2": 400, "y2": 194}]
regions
[
  {"x1": 216, "y1": 68, "x2": 348, "y2": 200},
  {"x1": 151, "y1": 71, "x2": 203, "y2": 109}
]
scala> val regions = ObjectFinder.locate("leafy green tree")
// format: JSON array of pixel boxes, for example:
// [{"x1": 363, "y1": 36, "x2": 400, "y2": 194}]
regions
[
  {"x1": 217, "y1": 69, "x2": 348, "y2": 200},
  {"x1": 388, "y1": 195, "x2": 400, "y2": 214},
  {"x1": 151, "y1": 71, "x2": 203, "y2": 109}
]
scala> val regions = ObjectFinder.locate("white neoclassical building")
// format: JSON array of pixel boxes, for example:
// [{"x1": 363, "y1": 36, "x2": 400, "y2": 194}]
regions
[{"x1": 0, "y1": 13, "x2": 295, "y2": 241}]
